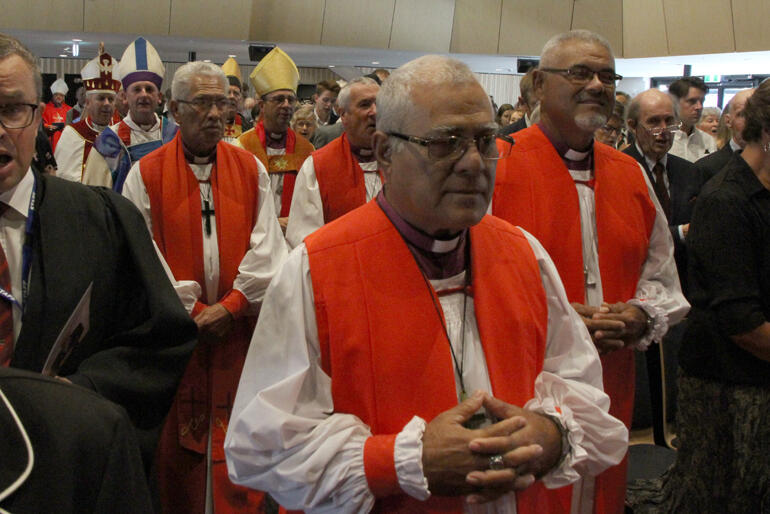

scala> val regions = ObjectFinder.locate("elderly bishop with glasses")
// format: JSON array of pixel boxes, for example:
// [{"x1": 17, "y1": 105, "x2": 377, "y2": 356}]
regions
[
  {"x1": 122, "y1": 61, "x2": 287, "y2": 514},
  {"x1": 225, "y1": 55, "x2": 626, "y2": 513},
  {"x1": 493, "y1": 30, "x2": 689, "y2": 514}
]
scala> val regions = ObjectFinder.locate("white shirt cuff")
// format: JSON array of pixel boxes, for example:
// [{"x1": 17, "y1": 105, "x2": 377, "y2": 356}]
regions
[
  {"x1": 628, "y1": 298, "x2": 669, "y2": 350},
  {"x1": 394, "y1": 416, "x2": 431, "y2": 501}
]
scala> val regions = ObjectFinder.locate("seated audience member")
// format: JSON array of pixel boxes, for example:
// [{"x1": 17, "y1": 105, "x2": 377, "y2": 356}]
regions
[
  {"x1": 696, "y1": 106, "x2": 720, "y2": 138},
  {"x1": 291, "y1": 103, "x2": 318, "y2": 140},
  {"x1": 627, "y1": 77, "x2": 770, "y2": 514},
  {"x1": 225, "y1": 54, "x2": 627, "y2": 514},
  {"x1": 0, "y1": 367, "x2": 153, "y2": 513}
]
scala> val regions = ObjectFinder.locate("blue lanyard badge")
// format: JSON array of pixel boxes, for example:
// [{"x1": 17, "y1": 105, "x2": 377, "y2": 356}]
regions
[{"x1": 0, "y1": 173, "x2": 37, "y2": 311}]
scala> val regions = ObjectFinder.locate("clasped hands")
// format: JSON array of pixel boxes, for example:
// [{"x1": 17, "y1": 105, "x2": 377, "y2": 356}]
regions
[
  {"x1": 421, "y1": 391, "x2": 562, "y2": 505},
  {"x1": 571, "y1": 301, "x2": 648, "y2": 354}
]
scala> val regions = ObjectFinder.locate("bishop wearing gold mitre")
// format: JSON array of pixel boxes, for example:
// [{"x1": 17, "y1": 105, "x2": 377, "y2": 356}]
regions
[
  {"x1": 221, "y1": 57, "x2": 251, "y2": 144},
  {"x1": 237, "y1": 47, "x2": 314, "y2": 228}
]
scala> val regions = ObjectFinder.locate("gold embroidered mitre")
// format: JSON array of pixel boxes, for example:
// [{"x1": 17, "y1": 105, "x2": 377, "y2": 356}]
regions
[{"x1": 249, "y1": 47, "x2": 299, "y2": 97}]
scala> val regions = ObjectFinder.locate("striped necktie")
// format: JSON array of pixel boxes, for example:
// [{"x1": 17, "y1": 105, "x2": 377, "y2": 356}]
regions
[{"x1": 0, "y1": 203, "x2": 14, "y2": 366}]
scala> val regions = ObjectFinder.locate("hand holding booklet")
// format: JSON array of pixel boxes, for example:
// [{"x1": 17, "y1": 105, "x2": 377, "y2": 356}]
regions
[{"x1": 41, "y1": 283, "x2": 92, "y2": 377}]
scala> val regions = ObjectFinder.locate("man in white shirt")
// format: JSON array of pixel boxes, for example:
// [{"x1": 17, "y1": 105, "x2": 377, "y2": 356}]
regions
[
  {"x1": 122, "y1": 61, "x2": 286, "y2": 514},
  {"x1": 668, "y1": 76, "x2": 717, "y2": 161},
  {"x1": 226, "y1": 54, "x2": 627, "y2": 514},
  {"x1": 285, "y1": 76, "x2": 381, "y2": 247}
]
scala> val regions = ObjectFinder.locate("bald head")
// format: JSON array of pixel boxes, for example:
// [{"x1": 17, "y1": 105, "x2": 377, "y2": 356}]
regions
[
  {"x1": 726, "y1": 88, "x2": 755, "y2": 148},
  {"x1": 627, "y1": 89, "x2": 678, "y2": 162}
]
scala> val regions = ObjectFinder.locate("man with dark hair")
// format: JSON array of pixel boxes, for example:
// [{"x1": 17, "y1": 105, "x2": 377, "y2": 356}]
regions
[
  {"x1": 501, "y1": 68, "x2": 537, "y2": 135},
  {"x1": 695, "y1": 88, "x2": 755, "y2": 181},
  {"x1": 313, "y1": 79, "x2": 341, "y2": 126},
  {"x1": 668, "y1": 76, "x2": 717, "y2": 161},
  {"x1": 0, "y1": 33, "x2": 196, "y2": 469},
  {"x1": 286, "y1": 77, "x2": 381, "y2": 247}
]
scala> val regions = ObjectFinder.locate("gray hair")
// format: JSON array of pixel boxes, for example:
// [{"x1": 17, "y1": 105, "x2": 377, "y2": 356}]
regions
[
  {"x1": 701, "y1": 106, "x2": 721, "y2": 119},
  {"x1": 172, "y1": 61, "x2": 228, "y2": 101},
  {"x1": 626, "y1": 89, "x2": 679, "y2": 124},
  {"x1": 377, "y1": 55, "x2": 485, "y2": 138},
  {"x1": 540, "y1": 29, "x2": 615, "y2": 68},
  {"x1": 0, "y1": 33, "x2": 43, "y2": 102},
  {"x1": 337, "y1": 76, "x2": 378, "y2": 112}
]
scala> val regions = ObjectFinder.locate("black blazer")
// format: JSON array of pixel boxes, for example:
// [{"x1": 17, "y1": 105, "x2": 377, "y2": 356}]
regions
[
  {"x1": 499, "y1": 116, "x2": 528, "y2": 136},
  {"x1": 0, "y1": 367, "x2": 153, "y2": 513},
  {"x1": 623, "y1": 145, "x2": 703, "y2": 294},
  {"x1": 695, "y1": 143, "x2": 734, "y2": 183}
]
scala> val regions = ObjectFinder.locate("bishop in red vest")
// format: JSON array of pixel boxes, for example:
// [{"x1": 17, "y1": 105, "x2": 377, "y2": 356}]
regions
[
  {"x1": 226, "y1": 55, "x2": 626, "y2": 514},
  {"x1": 285, "y1": 77, "x2": 383, "y2": 248},
  {"x1": 55, "y1": 46, "x2": 121, "y2": 183},
  {"x1": 492, "y1": 30, "x2": 689, "y2": 514},
  {"x1": 123, "y1": 61, "x2": 287, "y2": 513}
]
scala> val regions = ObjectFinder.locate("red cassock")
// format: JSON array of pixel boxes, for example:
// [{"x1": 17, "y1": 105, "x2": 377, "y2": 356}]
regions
[
  {"x1": 140, "y1": 133, "x2": 266, "y2": 513},
  {"x1": 41, "y1": 102, "x2": 71, "y2": 151},
  {"x1": 493, "y1": 125, "x2": 656, "y2": 514}
]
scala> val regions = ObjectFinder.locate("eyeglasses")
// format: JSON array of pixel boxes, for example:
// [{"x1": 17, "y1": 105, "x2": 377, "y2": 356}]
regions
[
  {"x1": 643, "y1": 122, "x2": 682, "y2": 137},
  {"x1": 389, "y1": 132, "x2": 513, "y2": 161},
  {"x1": 0, "y1": 103, "x2": 38, "y2": 129},
  {"x1": 264, "y1": 94, "x2": 297, "y2": 106},
  {"x1": 178, "y1": 96, "x2": 229, "y2": 112},
  {"x1": 540, "y1": 65, "x2": 622, "y2": 86},
  {"x1": 597, "y1": 124, "x2": 621, "y2": 135}
]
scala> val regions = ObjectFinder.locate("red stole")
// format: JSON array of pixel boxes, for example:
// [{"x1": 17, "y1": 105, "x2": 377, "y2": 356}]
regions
[
  {"x1": 116, "y1": 120, "x2": 133, "y2": 146},
  {"x1": 493, "y1": 124, "x2": 657, "y2": 514},
  {"x1": 140, "y1": 133, "x2": 264, "y2": 513},
  {"x1": 70, "y1": 117, "x2": 99, "y2": 177},
  {"x1": 305, "y1": 201, "x2": 559, "y2": 514},
  {"x1": 224, "y1": 114, "x2": 244, "y2": 140},
  {"x1": 312, "y1": 132, "x2": 381, "y2": 222},
  {"x1": 237, "y1": 121, "x2": 314, "y2": 216}
]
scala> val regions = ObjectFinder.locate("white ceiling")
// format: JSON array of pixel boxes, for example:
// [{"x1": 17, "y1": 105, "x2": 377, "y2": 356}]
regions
[{"x1": 6, "y1": 28, "x2": 770, "y2": 79}]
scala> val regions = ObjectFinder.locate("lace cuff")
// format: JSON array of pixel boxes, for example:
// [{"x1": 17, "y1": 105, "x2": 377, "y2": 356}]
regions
[
  {"x1": 394, "y1": 416, "x2": 430, "y2": 501},
  {"x1": 628, "y1": 298, "x2": 669, "y2": 350}
]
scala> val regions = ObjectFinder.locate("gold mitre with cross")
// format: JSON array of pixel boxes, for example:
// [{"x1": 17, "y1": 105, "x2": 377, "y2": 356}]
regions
[
  {"x1": 221, "y1": 57, "x2": 243, "y2": 90},
  {"x1": 249, "y1": 47, "x2": 299, "y2": 98}
]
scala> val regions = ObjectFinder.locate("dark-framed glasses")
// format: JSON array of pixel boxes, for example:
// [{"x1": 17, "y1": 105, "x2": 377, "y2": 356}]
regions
[
  {"x1": 644, "y1": 122, "x2": 682, "y2": 137},
  {"x1": 178, "y1": 96, "x2": 229, "y2": 112},
  {"x1": 264, "y1": 94, "x2": 298, "y2": 106},
  {"x1": 389, "y1": 132, "x2": 513, "y2": 161},
  {"x1": 0, "y1": 103, "x2": 38, "y2": 129},
  {"x1": 597, "y1": 123, "x2": 622, "y2": 135},
  {"x1": 540, "y1": 65, "x2": 622, "y2": 86}
]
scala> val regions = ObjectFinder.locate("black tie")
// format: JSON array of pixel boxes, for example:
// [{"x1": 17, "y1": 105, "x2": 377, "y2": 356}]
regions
[{"x1": 652, "y1": 162, "x2": 671, "y2": 219}]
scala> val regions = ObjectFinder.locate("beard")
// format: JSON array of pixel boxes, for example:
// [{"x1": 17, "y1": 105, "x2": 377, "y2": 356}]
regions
[{"x1": 575, "y1": 112, "x2": 608, "y2": 132}]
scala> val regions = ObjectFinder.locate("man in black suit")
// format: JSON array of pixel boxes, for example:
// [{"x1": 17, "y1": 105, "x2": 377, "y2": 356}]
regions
[
  {"x1": 695, "y1": 87, "x2": 754, "y2": 182},
  {"x1": 623, "y1": 89, "x2": 702, "y2": 295},
  {"x1": 0, "y1": 367, "x2": 153, "y2": 513},
  {"x1": 0, "y1": 34, "x2": 195, "y2": 467},
  {"x1": 500, "y1": 69, "x2": 537, "y2": 135}
]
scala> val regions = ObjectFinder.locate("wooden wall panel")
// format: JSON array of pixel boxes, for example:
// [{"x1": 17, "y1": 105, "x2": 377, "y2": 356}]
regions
[
  {"x1": 170, "y1": 0, "x2": 250, "y2": 39},
  {"x1": 663, "y1": 0, "x2": 734, "y2": 55},
  {"x1": 5, "y1": 0, "x2": 83, "y2": 32},
  {"x1": 731, "y1": 0, "x2": 770, "y2": 52},
  {"x1": 622, "y1": 0, "x2": 668, "y2": 58},
  {"x1": 249, "y1": 0, "x2": 325, "y2": 45},
  {"x1": 321, "y1": 0, "x2": 395, "y2": 49},
  {"x1": 85, "y1": 0, "x2": 171, "y2": 34},
  {"x1": 571, "y1": 0, "x2": 623, "y2": 56},
  {"x1": 498, "y1": 0, "x2": 572, "y2": 56},
  {"x1": 450, "y1": 0, "x2": 502, "y2": 54},
  {"x1": 390, "y1": 0, "x2": 455, "y2": 52}
]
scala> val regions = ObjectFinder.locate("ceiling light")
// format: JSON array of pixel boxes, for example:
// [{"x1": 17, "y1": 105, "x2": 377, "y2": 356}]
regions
[
  {"x1": 371, "y1": 61, "x2": 380, "y2": 65},
  {"x1": 228, "y1": 54, "x2": 237, "y2": 58},
  {"x1": 59, "y1": 54, "x2": 67, "y2": 57},
  {"x1": 203, "y1": 59, "x2": 211, "y2": 63},
  {"x1": 72, "y1": 38, "x2": 82, "y2": 42},
  {"x1": 328, "y1": 65, "x2": 335, "y2": 68}
]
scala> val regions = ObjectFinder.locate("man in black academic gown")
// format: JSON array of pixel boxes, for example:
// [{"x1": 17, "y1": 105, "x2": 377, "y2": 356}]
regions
[
  {"x1": 0, "y1": 367, "x2": 153, "y2": 513},
  {"x1": 0, "y1": 34, "x2": 196, "y2": 466}
]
